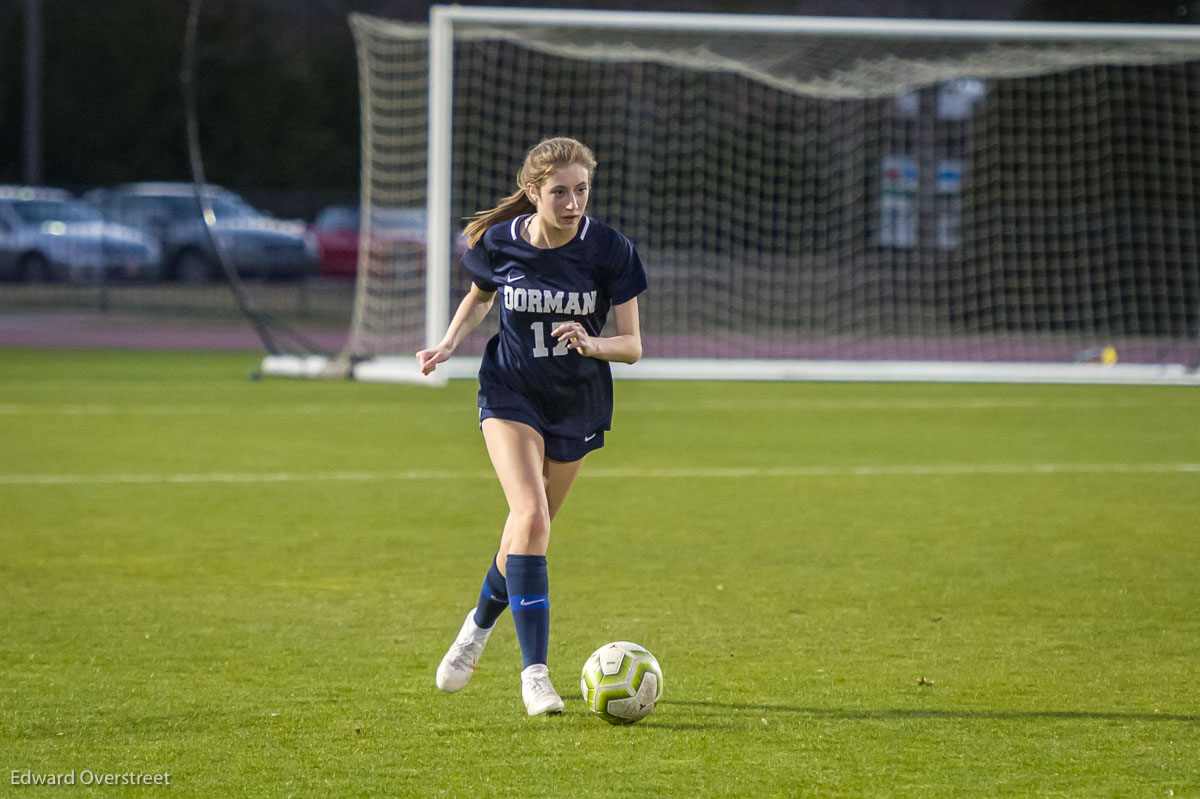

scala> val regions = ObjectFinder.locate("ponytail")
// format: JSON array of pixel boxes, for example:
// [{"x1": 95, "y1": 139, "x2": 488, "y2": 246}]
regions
[
  {"x1": 463, "y1": 137, "x2": 597, "y2": 249},
  {"x1": 464, "y1": 188, "x2": 534, "y2": 248}
]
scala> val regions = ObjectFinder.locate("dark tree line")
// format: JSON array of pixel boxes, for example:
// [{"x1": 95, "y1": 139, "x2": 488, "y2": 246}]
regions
[
  {"x1": 0, "y1": 0, "x2": 1192, "y2": 218},
  {"x1": 0, "y1": 0, "x2": 361, "y2": 215}
]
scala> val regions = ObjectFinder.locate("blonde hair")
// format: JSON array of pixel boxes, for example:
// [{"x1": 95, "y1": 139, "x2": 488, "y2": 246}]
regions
[{"x1": 464, "y1": 137, "x2": 597, "y2": 247}]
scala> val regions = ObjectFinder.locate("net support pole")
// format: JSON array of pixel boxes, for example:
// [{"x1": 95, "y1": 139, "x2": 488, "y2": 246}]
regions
[{"x1": 425, "y1": 7, "x2": 454, "y2": 377}]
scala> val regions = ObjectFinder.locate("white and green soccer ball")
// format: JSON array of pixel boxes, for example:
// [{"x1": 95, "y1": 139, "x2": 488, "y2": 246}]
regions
[{"x1": 580, "y1": 641, "x2": 664, "y2": 725}]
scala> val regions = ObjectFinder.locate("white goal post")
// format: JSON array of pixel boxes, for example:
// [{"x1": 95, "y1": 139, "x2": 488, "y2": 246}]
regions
[{"x1": 264, "y1": 7, "x2": 1200, "y2": 385}]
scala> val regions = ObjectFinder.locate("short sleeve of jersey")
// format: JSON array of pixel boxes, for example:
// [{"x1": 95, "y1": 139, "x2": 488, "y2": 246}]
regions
[
  {"x1": 461, "y1": 237, "x2": 497, "y2": 292},
  {"x1": 606, "y1": 231, "x2": 648, "y2": 306}
]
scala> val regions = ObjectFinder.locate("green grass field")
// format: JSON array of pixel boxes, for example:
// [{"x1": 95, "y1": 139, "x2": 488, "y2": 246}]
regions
[{"x1": 2, "y1": 348, "x2": 1198, "y2": 797}]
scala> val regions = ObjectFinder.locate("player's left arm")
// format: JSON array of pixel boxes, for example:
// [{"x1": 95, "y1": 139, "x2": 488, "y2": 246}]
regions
[{"x1": 552, "y1": 297, "x2": 642, "y2": 364}]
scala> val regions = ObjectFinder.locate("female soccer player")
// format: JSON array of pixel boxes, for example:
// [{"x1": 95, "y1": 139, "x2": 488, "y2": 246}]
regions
[{"x1": 417, "y1": 137, "x2": 647, "y2": 716}]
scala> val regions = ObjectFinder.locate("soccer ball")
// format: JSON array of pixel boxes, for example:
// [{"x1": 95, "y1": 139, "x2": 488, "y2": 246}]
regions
[{"x1": 580, "y1": 641, "x2": 664, "y2": 725}]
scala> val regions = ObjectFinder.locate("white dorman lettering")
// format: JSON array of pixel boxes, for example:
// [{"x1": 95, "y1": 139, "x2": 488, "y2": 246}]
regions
[{"x1": 504, "y1": 286, "x2": 596, "y2": 316}]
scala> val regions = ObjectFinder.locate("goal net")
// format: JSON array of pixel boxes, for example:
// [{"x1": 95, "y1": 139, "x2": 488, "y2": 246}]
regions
[{"x1": 277, "y1": 9, "x2": 1200, "y2": 384}]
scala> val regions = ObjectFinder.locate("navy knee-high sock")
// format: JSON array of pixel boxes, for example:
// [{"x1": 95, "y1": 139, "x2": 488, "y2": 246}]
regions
[
  {"x1": 472, "y1": 552, "x2": 508, "y2": 629},
  {"x1": 506, "y1": 554, "x2": 549, "y2": 669}
]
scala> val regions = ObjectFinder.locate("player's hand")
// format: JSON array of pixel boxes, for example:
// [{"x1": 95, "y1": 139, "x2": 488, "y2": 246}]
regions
[
  {"x1": 416, "y1": 346, "x2": 452, "y2": 375},
  {"x1": 552, "y1": 322, "x2": 599, "y2": 357}
]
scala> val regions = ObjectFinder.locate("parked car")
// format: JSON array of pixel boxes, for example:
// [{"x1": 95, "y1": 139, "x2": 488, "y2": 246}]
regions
[
  {"x1": 310, "y1": 204, "x2": 466, "y2": 280},
  {"x1": 0, "y1": 186, "x2": 161, "y2": 283},
  {"x1": 311, "y1": 204, "x2": 362, "y2": 279},
  {"x1": 86, "y1": 182, "x2": 317, "y2": 283}
]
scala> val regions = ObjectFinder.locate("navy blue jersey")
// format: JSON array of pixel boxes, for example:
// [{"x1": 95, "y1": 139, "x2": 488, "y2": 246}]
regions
[{"x1": 462, "y1": 214, "x2": 648, "y2": 440}]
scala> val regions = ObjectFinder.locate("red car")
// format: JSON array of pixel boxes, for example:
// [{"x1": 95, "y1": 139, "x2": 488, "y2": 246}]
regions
[{"x1": 312, "y1": 205, "x2": 465, "y2": 280}]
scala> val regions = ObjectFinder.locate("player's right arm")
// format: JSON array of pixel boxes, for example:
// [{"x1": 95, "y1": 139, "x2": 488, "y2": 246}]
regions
[{"x1": 417, "y1": 282, "x2": 496, "y2": 375}]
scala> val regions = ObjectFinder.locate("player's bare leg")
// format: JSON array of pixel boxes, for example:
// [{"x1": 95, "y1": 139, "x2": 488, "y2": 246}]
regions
[
  {"x1": 482, "y1": 418, "x2": 553, "y2": 557},
  {"x1": 494, "y1": 449, "x2": 584, "y2": 571}
]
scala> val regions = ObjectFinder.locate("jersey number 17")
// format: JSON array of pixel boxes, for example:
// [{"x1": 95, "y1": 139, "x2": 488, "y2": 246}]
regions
[{"x1": 530, "y1": 321, "x2": 571, "y2": 358}]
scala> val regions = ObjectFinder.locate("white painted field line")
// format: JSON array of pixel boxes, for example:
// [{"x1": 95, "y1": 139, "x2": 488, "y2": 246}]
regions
[
  {"x1": 0, "y1": 470, "x2": 494, "y2": 486},
  {"x1": 1, "y1": 463, "x2": 1197, "y2": 486},
  {"x1": 0, "y1": 397, "x2": 1195, "y2": 417},
  {"x1": 625, "y1": 397, "x2": 1200, "y2": 412},
  {"x1": 589, "y1": 463, "x2": 1200, "y2": 478},
  {"x1": 0, "y1": 403, "x2": 467, "y2": 416}
]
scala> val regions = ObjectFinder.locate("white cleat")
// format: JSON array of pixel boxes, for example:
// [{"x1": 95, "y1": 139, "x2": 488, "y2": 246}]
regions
[
  {"x1": 521, "y1": 664, "x2": 564, "y2": 716},
  {"x1": 435, "y1": 610, "x2": 493, "y2": 693}
]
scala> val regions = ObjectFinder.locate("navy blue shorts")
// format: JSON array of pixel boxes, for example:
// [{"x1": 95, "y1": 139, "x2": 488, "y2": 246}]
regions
[{"x1": 479, "y1": 406, "x2": 605, "y2": 463}]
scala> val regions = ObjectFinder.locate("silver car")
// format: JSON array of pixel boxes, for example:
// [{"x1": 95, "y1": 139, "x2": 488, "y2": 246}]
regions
[
  {"x1": 0, "y1": 187, "x2": 162, "y2": 283},
  {"x1": 87, "y1": 183, "x2": 317, "y2": 283}
]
